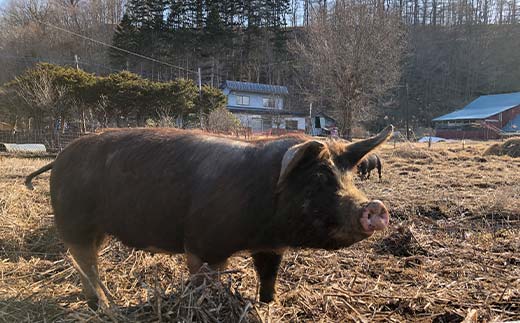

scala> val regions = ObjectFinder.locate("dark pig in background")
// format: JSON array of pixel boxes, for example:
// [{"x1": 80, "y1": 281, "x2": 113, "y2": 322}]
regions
[
  {"x1": 25, "y1": 126, "x2": 394, "y2": 309},
  {"x1": 357, "y1": 154, "x2": 383, "y2": 181}
]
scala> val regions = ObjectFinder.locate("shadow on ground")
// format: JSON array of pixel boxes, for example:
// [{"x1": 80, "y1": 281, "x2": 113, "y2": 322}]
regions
[{"x1": 0, "y1": 224, "x2": 65, "y2": 261}]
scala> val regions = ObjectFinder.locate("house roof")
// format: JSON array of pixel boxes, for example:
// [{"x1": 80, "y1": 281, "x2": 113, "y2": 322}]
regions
[
  {"x1": 433, "y1": 92, "x2": 520, "y2": 121},
  {"x1": 223, "y1": 80, "x2": 289, "y2": 95},
  {"x1": 502, "y1": 114, "x2": 520, "y2": 132},
  {"x1": 313, "y1": 111, "x2": 336, "y2": 121}
]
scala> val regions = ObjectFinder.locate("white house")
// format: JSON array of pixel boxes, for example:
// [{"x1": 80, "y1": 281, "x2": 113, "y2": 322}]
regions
[{"x1": 221, "y1": 80, "x2": 307, "y2": 133}]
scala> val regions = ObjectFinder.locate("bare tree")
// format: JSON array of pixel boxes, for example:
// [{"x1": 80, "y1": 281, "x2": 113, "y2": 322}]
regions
[
  {"x1": 0, "y1": 0, "x2": 126, "y2": 83},
  {"x1": 155, "y1": 105, "x2": 177, "y2": 128},
  {"x1": 11, "y1": 67, "x2": 69, "y2": 130},
  {"x1": 207, "y1": 107, "x2": 240, "y2": 134},
  {"x1": 294, "y1": 0, "x2": 406, "y2": 138}
]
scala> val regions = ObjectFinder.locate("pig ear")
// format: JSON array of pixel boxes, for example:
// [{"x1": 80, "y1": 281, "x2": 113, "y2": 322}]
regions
[
  {"x1": 278, "y1": 140, "x2": 326, "y2": 186},
  {"x1": 334, "y1": 125, "x2": 393, "y2": 170}
]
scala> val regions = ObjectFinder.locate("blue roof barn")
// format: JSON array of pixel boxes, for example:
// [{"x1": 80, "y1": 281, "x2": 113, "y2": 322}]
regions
[{"x1": 433, "y1": 92, "x2": 520, "y2": 140}]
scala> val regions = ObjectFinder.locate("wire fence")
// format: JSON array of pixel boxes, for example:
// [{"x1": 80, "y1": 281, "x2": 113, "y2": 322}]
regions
[
  {"x1": 0, "y1": 129, "x2": 87, "y2": 153},
  {"x1": 0, "y1": 127, "x2": 309, "y2": 153}
]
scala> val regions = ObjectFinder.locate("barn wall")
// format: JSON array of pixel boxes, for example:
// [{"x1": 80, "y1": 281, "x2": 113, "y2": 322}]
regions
[{"x1": 500, "y1": 105, "x2": 520, "y2": 127}]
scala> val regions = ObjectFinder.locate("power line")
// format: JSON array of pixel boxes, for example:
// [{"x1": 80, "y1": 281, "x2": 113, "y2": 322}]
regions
[
  {"x1": 37, "y1": 19, "x2": 198, "y2": 74},
  {"x1": 0, "y1": 54, "x2": 120, "y2": 71},
  {"x1": 1, "y1": 9, "x2": 197, "y2": 75},
  {"x1": 1, "y1": 10, "x2": 298, "y2": 82}
]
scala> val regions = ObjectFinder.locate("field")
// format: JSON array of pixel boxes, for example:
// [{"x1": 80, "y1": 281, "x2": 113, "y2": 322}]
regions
[{"x1": 0, "y1": 140, "x2": 519, "y2": 322}]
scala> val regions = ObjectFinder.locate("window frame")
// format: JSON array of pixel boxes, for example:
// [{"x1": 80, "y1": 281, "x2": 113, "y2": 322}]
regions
[
  {"x1": 285, "y1": 120, "x2": 298, "y2": 130},
  {"x1": 263, "y1": 97, "x2": 276, "y2": 109},
  {"x1": 236, "y1": 95, "x2": 250, "y2": 106}
]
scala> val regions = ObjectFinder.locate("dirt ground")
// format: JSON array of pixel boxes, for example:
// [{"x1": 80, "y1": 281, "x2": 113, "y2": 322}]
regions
[{"x1": 0, "y1": 140, "x2": 519, "y2": 322}]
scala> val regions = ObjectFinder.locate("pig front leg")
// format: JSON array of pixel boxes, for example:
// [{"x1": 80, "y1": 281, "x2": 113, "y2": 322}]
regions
[{"x1": 252, "y1": 251, "x2": 283, "y2": 302}]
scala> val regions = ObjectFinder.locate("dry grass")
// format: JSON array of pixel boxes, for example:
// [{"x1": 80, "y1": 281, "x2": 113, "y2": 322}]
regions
[{"x1": 1, "y1": 140, "x2": 519, "y2": 322}]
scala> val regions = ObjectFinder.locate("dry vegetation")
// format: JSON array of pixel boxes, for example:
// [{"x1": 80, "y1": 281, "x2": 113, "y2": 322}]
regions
[
  {"x1": 1, "y1": 140, "x2": 519, "y2": 322},
  {"x1": 484, "y1": 138, "x2": 520, "y2": 158}
]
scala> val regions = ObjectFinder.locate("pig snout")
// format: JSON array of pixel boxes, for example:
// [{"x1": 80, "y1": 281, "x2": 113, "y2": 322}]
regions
[{"x1": 360, "y1": 200, "x2": 390, "y2": 234}]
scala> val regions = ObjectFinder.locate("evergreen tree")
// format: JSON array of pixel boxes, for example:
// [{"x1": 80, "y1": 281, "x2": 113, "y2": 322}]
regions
[
  {"x1": 205, "y1": 2, "x2": 224, "y2": 34},
  {"x1": 145, "y1": 0, "x2": 167, "y2": 31},
  {"x1": 126, "y1": 0, "x2": 148, "y2": 28},
  {"x1": 110, "y1": 13, "x2": 138, "y2": 70},
  {"x1": 166, "y1": 0, "x2": 189, "y2": 29}
]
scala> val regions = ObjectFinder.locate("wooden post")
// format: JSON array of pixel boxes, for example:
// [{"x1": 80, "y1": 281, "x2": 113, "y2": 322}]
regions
[{"x1": 198, "y1": 67, "x2": 202, "y2": 129}]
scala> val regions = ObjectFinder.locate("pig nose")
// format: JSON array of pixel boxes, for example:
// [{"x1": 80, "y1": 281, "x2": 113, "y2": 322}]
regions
[{"x1": 360, "y1": 200, "x2": 390, "y2": 234}]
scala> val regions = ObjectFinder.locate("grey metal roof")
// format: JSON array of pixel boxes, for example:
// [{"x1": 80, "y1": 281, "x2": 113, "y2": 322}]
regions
[
  {"x1": 223, "y1": 80, "x2": 289, "y2": 95},
  {"x1": 502, "y1": 114, "x2": 520, "y2": 132},
  {"x1": 433, "y1": 92, "x2": 520, "y2": 121}
]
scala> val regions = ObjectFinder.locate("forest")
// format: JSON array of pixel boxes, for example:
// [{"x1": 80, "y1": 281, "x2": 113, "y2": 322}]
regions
[{"x1": 1, "y1": 0, "x2": 520, "y2": 135}]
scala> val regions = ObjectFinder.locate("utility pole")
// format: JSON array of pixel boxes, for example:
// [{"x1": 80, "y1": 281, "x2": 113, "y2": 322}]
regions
[
  {"x1": 309, "y1": 102, "x2": 313, "y2": 135},
  {"x1": 405, "y1": 82, "x2": 410, "y2": 141},
  {"x1": 198, "y1": 67, "x2": 203, "y2": 128}
]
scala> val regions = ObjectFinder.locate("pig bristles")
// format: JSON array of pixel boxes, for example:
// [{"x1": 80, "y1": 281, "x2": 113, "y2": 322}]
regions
[{"x1": 1, "y1": 139, "x2": 519, "y2": 322}]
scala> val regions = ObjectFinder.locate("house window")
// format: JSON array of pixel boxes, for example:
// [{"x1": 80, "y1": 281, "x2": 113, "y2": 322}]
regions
[
  {"x1": 262, "y1": 116, "x2": 272, "y2": 130},
  {"x1": 263, "y1": 97, "x2": 276, "y2": 108},
  {"x1": 285, "y1": 120, "x2": 298, "y2": 130},
  {"x1": 236, "y1": 95, "x2": 250, "y2": 106}
]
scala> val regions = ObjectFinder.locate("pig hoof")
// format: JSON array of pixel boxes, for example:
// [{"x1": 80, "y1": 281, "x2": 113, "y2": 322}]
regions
[
  {"x1": 87, "y1": 299, "x2": 99, "y2": 311},
  {"x1": 259, "y1": 293, "x2": 275, "y2": 303}
]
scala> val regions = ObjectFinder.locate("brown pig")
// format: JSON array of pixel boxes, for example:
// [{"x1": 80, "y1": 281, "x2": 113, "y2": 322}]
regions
[{"x1": 25, "y1": 125, "x2": 393, "y2": 308}]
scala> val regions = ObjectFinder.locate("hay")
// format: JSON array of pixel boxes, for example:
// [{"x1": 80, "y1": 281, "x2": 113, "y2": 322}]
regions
[
  {"x1": 484, "y1": 138, "x2": 520, "y2": 157},
  {"x1": 1, "y1": 141, "x2": 520, "y2": 322},
  {"x1": 391, "y1": 145, "x2": 436, "y2": 159},
  {"x1": 103, "y1": 266, "x2": 261, "y2": 323},
  {"x1": 374, "y1": 225, "x2": 427, "y2": 257}
]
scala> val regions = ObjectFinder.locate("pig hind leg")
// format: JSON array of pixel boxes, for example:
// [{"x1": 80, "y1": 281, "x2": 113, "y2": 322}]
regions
[
  {"x1": 252, "y1": 251, "x2": 283, "y2": 303},
  {"x1": 67, "y1": 234, "x2": 108, "y2": 310}
]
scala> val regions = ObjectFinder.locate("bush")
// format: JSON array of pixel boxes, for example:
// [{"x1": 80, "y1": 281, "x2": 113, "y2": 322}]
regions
[
  {"x1": 207, "y1": 107, "x2": 240, "y2": 134},
  {"x1": 1, "y1": 64, "x2": 226, "y2": 131}
]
